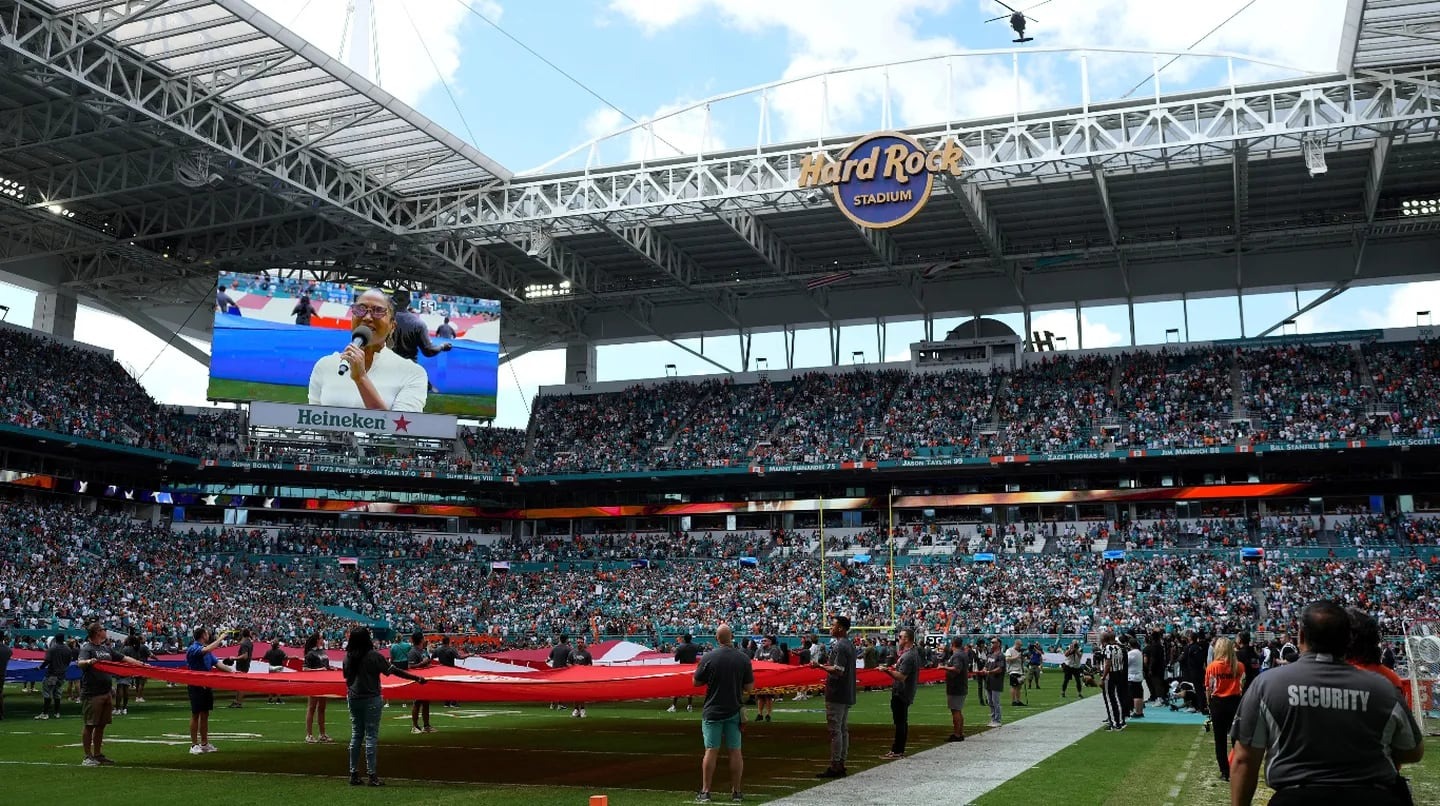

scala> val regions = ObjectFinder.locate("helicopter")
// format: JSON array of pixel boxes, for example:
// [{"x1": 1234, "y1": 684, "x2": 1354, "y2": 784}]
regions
[{"x1": 985, "y1": 0, "x2": 1049, "y2": 43}]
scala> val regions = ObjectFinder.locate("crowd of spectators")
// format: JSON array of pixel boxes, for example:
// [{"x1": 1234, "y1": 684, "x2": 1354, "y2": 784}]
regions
[
  {"x1": 6, "y1": 500, "x2": 1438, "y2": 651},
  {"x1": 1365, "y1": 340, "x2": 1440, "y2": 438},
  {"x1": 1114, "y1": 348, "x2": 1246, "y2": 449},
  {"x1": 1240, "y1": 344, "x2": 1380, "y2": 442},
  {"x1": 981, "y1": 354, "x2": 1117, "y2": 455},
  {"x1": 13, "y1": 320, "x2": 1440, "y2": 477},
  {"x1": 0, "y1": 328, "x2": 242, "y2": 456}
]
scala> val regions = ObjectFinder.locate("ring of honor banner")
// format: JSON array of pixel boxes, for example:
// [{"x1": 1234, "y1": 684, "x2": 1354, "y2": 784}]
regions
[
  {"x1": 96, "y1": 661, "x2": 944, "y2": 703},
  {"x1": 249, "y1": 401, "x2": 457, "y2": 439}
]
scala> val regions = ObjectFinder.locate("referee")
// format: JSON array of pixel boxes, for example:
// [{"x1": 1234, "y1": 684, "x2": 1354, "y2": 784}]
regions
[
  {"x1": 1099, "y1": 630, "x2": 1128, "y2": 731},
  {"x1": 1230, "y1": 600, "x2": 1424, "y2": 806}
]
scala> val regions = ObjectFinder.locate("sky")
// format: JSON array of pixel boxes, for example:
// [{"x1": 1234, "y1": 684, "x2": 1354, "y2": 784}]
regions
[{"x1": 7, "y1": 0, "x2": 1438, "y2": 429}]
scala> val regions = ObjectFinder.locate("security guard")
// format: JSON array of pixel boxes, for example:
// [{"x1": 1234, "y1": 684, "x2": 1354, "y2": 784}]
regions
[{"x1": 1230, "y1": 601, "x2": 1424, "y2": 806}]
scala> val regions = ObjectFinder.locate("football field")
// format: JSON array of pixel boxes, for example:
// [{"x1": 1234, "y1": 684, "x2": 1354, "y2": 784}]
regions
[{"x1": 0, "y1": 681, "x2": 1434, "y2": 805}]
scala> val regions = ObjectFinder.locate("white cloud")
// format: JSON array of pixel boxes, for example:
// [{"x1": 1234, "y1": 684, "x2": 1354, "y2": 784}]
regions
[
  {"x1": 1349, "y1": 281, "x2": 1440, "y2": 330},
  {"x1": 248, "y1": 0, "x2": 480, "y2": 107},
  {"x1": 576, "y1": 96, "x2": 728, "y2": 166},
  {"x1": 608, "y1": 0, "x2": 1058, "y2": 144},
  {"x1": 73, "y1": 308, "x2": 216, "y2": 409},
  {"x1": 1030, "y1": 309, "x2": 1125, "y2": 349},
  {"x1": 606, "y1": 0, "x2": 1347, "y2": 149}
]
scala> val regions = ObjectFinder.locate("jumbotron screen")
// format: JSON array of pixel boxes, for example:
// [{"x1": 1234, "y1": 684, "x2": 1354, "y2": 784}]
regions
[{"x1": 206, "y1": 271, "x2": 500, "y2": 418}]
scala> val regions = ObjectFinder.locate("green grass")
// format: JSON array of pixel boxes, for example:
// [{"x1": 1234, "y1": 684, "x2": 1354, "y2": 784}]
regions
[
  {"x1": 205, "y1": 378, "x2": 495, "y2": 417},
  {"x1": 976, "y1": 716, "x2": 1440, "y2": 806},
  {"x1": 0, "y1": 680, "x2": 1068, "y2": 805}
]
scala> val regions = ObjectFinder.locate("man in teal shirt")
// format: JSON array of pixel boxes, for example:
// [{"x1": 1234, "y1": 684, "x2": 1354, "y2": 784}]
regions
[{"x1": 387, "y1": 636, "x2": 412, "y2": 709}]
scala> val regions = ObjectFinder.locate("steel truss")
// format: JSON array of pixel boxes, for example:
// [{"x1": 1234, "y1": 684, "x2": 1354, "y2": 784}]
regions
[
  {"x1": 2, "y1": 0, "x2": 1440, "y2": 360},
  {"x1": 399, "y1": 71, "x2": 1440, "y2": 239}
]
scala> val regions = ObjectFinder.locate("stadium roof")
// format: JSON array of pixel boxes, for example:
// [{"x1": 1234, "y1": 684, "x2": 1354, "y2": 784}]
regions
[
  {"x1": 1340, "y1": 0, "x2": 1440, "y2": 72},
  {"x1": 1, "y1": 0, "x2": 1439, "y2": 365}
]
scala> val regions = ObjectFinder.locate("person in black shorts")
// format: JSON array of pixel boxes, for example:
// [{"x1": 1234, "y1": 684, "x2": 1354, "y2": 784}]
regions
[
  {"x1": 229, "y1": 629, "x2": 253, "y2": 709},
  {"x1": 185, "y1": 627, "x2": 234, "y2": 755},
  {"x1": 262, "y1": 640, "x2": 288, "y2": 704},
  {"x1": 407, "y1": 633, "x2": 435, "y2": 733},
  {"x1": 671, "y1": 634, "x2": 701, "y2": 713}
]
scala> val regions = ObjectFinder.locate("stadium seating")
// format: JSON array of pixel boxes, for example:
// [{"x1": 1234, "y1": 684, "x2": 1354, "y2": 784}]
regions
[
  {"x1": 9, "y1": 321, "x2": 1440, "y2": 477},
  {"x1": 4, "y1": 500, "x2": 1437, "y2": 648}
]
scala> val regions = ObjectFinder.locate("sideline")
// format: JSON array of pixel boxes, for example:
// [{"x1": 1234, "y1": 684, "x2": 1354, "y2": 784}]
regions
[{"x1": 771, "y1": 694, "x2": 1107, "y2": 805}]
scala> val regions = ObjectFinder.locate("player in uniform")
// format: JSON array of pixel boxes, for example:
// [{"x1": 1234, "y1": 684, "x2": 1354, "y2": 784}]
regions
[{"x1": 1230, "y1": 600, "x2": 1424, "y2": 806}]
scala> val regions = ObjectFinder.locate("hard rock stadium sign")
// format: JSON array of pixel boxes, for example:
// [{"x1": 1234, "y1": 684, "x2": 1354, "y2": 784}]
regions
[{"x1": 797, "y1": 131, "x2": 965, "y2": 229}]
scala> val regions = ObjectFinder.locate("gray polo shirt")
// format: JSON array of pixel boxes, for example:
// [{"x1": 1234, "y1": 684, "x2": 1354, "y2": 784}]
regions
[{"x1": 1230, "y1": 652, "x2": 1422, "y2": 790}]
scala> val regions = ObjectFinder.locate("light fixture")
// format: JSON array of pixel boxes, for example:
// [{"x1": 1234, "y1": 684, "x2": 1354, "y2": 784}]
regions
[{"x1": 1402, "y1": 197, "x2": 1440, "y2": 217}]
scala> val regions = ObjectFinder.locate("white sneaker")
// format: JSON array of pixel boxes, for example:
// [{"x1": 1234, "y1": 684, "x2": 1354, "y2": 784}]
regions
[
  {"x1": 190, "y1": 745, "x2": 204, "y2": 755},
  {"x1": 201, "y1": 744, "x2": 217, "y2": 753},
  {"x1": 82, "y1": 756, "x2": 100, "y2": 767},
  {"x1": 571, "y1": 709, "x2": 580, "y2": 718},
  {"x1": 686, "y1": 704, "x2": 693, "y2": 712},
  {"x1": 411, "y1": 727, "x2": 423, "y2": 734},
  {"x1": 34, "y1": 713, "x2": 48, "y2": 721},
  {"x1": 579, "y1": 709, "x2": 587, "y2": 718},
  {"x1": 666, "y1": 705, "x2": 677, "y2": 713},
  {"x1": 135, "y1": 698, "x2": 146, "y2": 703},
  {"x1": 987, "y1": 721, "x2": 1002, "y2": 728}
]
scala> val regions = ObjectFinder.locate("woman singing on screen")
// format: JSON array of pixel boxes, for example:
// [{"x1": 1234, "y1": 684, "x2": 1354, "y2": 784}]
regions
[{"x1": 306, "y1": 289, "x2": 428, "y2": 412}]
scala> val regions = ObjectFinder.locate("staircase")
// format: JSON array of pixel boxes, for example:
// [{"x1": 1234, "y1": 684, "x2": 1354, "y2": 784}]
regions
[
  {"x1": 1251, "y1": 582, "x2": 1270, "y2": 625},
  {"x1": 1230, "y1": 357, "x2": 1248, "y2": 420},
  {"x1": 1042, "y1": 533, "x2": 1061, "y2": 554}
]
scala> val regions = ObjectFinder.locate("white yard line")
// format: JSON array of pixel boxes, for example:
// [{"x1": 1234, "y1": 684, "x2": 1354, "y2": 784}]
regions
[{"x1": 771, "y1": 696, "x2": 1108, "y2": 806}]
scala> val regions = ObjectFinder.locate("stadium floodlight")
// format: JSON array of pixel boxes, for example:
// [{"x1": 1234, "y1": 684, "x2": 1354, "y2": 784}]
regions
[
  {"x1": 1402, "y1": 197, "x2": 1440, "y2": 217},
  {"x1": 1165, "y1": 327, "x2": 1180, "y2": 343},
  {"x1": 523, "y1": 281, "x2": 573, "y2": 299}
]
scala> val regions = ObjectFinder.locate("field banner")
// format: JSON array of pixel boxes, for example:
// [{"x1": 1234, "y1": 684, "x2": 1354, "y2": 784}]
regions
[
  {"x1": 97, "y1": 660, "x2": 944, "y2": 703},
  {"x1": 208, "y1": 270, "x2": 499, "y2": 418},
  {"x1": 249, "y1": 401, "x2": 457, "y2": 439}
]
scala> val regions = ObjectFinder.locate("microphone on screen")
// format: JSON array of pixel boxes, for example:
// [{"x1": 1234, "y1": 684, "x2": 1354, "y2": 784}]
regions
[{"x1": 337, "y1": 325, "x2": 375, "y2": 376}]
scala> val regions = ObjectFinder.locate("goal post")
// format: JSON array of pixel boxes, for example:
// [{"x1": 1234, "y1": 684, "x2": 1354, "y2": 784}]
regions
[{"x1": 1403, "y1": 620, "x2": 1440, "y2": 736}]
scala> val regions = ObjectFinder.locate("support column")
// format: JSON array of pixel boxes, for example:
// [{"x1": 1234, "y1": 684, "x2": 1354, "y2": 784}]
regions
[
  {"x1": 32, "y1": 287, "x2": 77, "y2": 340},
  {"x1": 1023, "y1": 305, "x2": 1033, "y2": 350},
  {"x1": 1127, "y1": 298, "x2": 1136, "y2": 346},
  {"x1": 564, "y1": 341, "x2": 596, "y2": 385},
  {"x1": 1182, "y1": 293, "x2": 1190, "y2": 342},
  {"x1": 1075, "y1": 302, "x2": 1083, "y2": 350}
]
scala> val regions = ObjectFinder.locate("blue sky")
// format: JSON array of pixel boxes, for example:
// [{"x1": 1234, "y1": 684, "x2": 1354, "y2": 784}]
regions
[{"x1": 9, "y1": 0, "x2": 1438, "y2": 430}]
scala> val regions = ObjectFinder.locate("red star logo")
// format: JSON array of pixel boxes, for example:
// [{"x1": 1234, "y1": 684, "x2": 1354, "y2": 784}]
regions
[{"x1": 393, "y1": 415, "x2": 411, "y2": 433}]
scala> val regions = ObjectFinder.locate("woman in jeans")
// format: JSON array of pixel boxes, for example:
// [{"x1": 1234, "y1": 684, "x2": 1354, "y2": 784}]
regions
[
  {"x1": 1203, "y1": 637, "x2": 1246, "y2": 782},
  {"x1": 342, "y1": 626, "x2": 427, "y2": 786}
]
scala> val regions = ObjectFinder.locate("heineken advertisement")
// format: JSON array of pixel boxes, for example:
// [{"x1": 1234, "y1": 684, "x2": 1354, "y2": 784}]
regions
[{"x1": 249, "y1": 401, "x2": 457, "y2": 439}]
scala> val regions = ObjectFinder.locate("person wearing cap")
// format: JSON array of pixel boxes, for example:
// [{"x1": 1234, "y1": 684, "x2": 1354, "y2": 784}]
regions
[
  {"x1": 813, "y1": 615, "x2": 856, "y2": 778},
  {"x1": 1230, "y1": 600, "x2": 1424, "y2": 806}
]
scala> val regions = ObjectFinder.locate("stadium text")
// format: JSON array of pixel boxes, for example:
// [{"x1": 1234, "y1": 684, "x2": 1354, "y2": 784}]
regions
[{"x1": 797, "y1": 132, "x2": 964, "y2": 229}]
